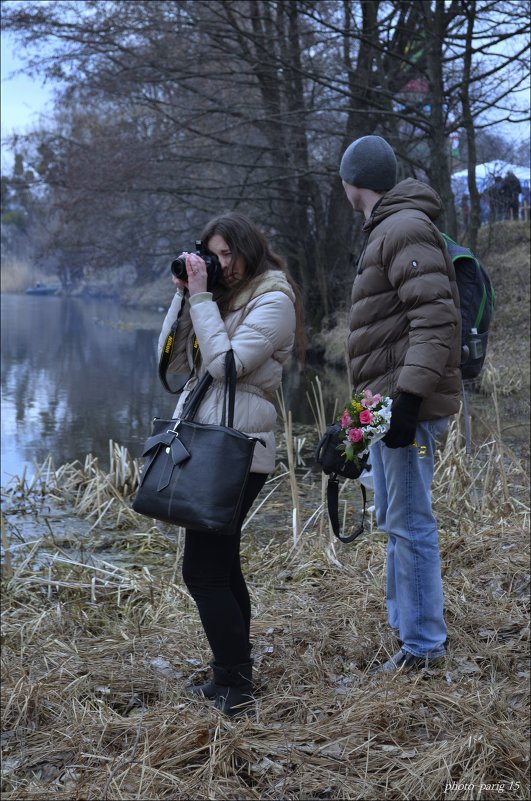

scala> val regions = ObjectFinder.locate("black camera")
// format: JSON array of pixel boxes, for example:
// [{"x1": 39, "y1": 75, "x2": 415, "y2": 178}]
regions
[{"x1": 171, "y1": 240, "x2": 222, "y2": 291}]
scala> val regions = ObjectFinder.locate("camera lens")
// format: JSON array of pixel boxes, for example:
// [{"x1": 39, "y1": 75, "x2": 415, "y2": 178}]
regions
[{"x1": 170, "y1": 256, "x2": 187, "y2": 280}]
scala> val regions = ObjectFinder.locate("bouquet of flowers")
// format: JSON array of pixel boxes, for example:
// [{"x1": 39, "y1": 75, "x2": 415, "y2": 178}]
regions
[{"x1": 337, "y1": 389, "x2": 393, "y2": 469}]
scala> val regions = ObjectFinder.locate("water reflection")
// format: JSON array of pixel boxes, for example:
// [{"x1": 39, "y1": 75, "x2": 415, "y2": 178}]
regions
[
  {"x1": 1, "y1": 295, "x2": 167, "y2": 480},
  {"x1": 1, "y1": 294, "x2": 348, "y2": 481}
]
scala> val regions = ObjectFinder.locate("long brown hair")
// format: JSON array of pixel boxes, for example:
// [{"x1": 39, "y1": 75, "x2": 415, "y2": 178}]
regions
[{"x1": 201, "y1": 212, "x2": 306, "y2": 361}]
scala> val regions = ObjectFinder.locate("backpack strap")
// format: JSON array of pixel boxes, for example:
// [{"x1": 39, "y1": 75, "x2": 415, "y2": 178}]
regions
[
  {"x1": 461, "y1": 378, "x2": 472, "y2": 456},
  {"x1": 440, "y1": 232, "x2": 479, "y2": 265},
  {"x1": 326, "y1": 477, "x2": 367, "y2": 543}
]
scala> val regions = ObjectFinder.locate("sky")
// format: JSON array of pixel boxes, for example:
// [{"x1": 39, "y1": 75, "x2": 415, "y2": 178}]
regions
[{"x1": 1, "y1": 33, "x2": 55, "y2": 170}]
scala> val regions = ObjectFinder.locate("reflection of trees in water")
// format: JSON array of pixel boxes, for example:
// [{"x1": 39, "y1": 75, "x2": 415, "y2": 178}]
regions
[
  {"x1": 2, "y1": 296, "x2": 168, "y2": 469},
  {"x1": 49, "y1": 326, "x2": 166, "y2": 465}
]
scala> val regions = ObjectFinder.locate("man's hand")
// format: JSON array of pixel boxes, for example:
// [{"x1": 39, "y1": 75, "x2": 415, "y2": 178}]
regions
[{"x1": 383, "y1": 393, "x2": 423, "y2": 449}]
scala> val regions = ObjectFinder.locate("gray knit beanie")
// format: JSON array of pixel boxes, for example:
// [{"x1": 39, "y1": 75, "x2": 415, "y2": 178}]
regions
[{"x1": 339, "y1": 135, "x2": 397, "y2": 192}]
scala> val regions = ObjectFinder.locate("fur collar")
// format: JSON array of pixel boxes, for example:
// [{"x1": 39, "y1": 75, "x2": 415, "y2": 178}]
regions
[{"x1": 230, "y1": 270, "x2": 295, "y2": 310}]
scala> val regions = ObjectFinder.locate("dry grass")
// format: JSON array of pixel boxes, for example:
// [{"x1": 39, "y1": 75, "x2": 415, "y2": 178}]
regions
[
  {"x1": 0, "y1": 258, "x2": 50, "y2": 293},
  {"x1": 1, "y1": 415, "x2": 529, "y2": 800},
  {"x1": 1, "y1": 220, "x2": 529, "y2": 800}
]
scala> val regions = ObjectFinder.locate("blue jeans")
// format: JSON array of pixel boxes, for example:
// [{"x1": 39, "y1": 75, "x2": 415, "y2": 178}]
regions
[{"x1": 369, "y1": 418, "x2": 449, "y2": 657}]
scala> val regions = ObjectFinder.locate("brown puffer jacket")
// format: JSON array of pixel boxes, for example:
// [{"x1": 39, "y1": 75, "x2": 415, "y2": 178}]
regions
[{"x1": 348, "y1": 178, "x2": 461, "y2": 420}]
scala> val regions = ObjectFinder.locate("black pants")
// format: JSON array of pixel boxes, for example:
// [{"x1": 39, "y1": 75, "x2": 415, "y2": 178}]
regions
[{"x1": 182, "y1": 473, "x2": 267, "y2": 666}]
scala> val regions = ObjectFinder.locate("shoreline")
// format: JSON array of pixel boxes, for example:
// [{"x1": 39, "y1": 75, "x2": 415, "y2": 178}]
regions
[{"x1": 2, "y1": 421, "x2": 530, "y2": 800}]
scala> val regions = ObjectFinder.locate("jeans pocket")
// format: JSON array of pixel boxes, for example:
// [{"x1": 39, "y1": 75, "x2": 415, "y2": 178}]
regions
[{"x1": 429, "y1": 417, "x2": 449, "y2": 442}]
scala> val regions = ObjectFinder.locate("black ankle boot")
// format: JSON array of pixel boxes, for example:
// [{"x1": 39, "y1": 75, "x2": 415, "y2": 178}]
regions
[
  {"x1": 186, "y1": 643, "x2": 252, "y2": 701},
  {"x1": 212, "y1": 660, "x2": 254, "y2": 717},
  {"x1": 185, "y1": 664, "x2": 217, "y2": 699},
  {"x1": 186, "y1": 658, "x2": 220, "y2": 699}
]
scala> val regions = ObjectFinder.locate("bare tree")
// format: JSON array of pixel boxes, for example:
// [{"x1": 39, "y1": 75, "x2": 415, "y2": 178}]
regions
[{"x1": 2, "y1": 0, "x2": 529, "y2": 322}]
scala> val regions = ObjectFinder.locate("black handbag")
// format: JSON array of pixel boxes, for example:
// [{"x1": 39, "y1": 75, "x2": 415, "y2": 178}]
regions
[
  {"x1": 315, "y1": 422, "x2": 368, "y2": 544},
  {"x1": 132, "y1": 351, "x2": 262, "y2": 533}
]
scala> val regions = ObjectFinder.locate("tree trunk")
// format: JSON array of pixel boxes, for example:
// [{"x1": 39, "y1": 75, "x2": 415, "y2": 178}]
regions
[
  {"x1": 422, "y1": 0, "x2": 458, "y2": 237},
  {"x1": 321, "y1": 0, "x2": 380, "y2": 325},
  {"x1": 460, "y1": 0, "x2": 480, "y2": 252}
]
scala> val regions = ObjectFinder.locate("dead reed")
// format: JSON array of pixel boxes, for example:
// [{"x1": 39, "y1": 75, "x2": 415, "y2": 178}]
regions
[
  {"x1": 276, "y1": 385, "x2": 302, "y2": 544},
  {"x1": 1, "y1": 393, "x2": 530, "y2": 800},
  {"x1": 0, "y1": 258, "x2": 49, "y2": 293}
]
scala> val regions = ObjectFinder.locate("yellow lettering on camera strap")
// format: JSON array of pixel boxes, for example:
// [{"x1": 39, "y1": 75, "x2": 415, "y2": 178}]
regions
[{"x1": 158, "y1": 294, "x2": 192, "y2": 394}]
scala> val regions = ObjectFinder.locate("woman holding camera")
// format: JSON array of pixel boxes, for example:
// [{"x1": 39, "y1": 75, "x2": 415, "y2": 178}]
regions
[{"x1": 157, "y1": 212, "x2": 304, "y2": 716}]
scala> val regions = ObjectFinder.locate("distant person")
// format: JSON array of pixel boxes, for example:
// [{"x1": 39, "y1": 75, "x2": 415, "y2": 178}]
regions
[
  {"x1": 339, "y1": 135, "x2": 461, "y2": 673},
  {"x1": 520, "y1": 184, "x2": 530, "y2": 221},
  {"x1": 157, "y1": 212, "x2": 304, "y2": 715},
  {"x1": 479, "y1": 192, "x2": 489, "y2": 226},
  {"x1": 501, "y1": 171, "x2": 522, "y2": 220},
  {"x1": 487, "y1": 176, "x2": 504, "y2": 222}
]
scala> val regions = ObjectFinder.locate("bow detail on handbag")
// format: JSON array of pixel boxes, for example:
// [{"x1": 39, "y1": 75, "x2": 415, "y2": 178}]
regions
[{"x1": 140, "y1": 431, "x2": 191, "y2": 491}]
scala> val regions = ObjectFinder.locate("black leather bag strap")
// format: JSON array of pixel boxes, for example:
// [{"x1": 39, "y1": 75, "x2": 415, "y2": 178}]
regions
[
  {"x1": 221, "y1": 350, "x2": 237, "y2": 427},
  {"x1": 180, "y1": 370, "x2": 213, "y2": 421},
  {"x1": 181, "y1": 351, "x2": 236, "y2": 425},
  {"x1": 327, "y1": 477, "x2": 367, "y2": 544},
  {"x1": 158, "y1": 294, "x2": 192, "y2": 394}
]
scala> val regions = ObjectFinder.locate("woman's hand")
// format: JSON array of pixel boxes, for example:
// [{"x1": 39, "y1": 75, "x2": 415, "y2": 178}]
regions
[
  {"x1": 186, "y1": 253, "x2": 208, "y2": 295},
  {"x1": 171, "y1": 252, "x2": 208, "y2": 295}
]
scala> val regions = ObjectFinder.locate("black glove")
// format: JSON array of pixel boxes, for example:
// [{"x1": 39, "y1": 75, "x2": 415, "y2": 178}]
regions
[{"x1": 383, "y1": 392, "x2": 422, "y2": 449}]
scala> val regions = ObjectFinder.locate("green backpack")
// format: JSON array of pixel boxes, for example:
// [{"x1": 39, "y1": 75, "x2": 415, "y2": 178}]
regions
[{"x1": 441, "y1": 233, "x2": 495, "y2": 380}]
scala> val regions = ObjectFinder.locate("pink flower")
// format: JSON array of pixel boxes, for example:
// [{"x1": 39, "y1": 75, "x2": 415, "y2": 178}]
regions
[
  {"x1": 361, "y1": 389, "x2": 373, "y2": 408},
  {"x1": 371, "y1": 393, "x2": 381, "y2": 406},
  {"x1": 341, "y1": 411, "x2": 352, "y2": 428},
  {"x1": 359, "y1": 409, "x2": 372, "y2": 425},
  {"x1": 348, "y1": 428, "x2": 363, "y2": 443}
]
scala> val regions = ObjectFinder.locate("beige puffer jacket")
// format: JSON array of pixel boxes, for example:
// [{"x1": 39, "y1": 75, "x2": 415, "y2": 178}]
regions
[
  {"x1": 157, "y1": 270, "x2": 296, "y2": 473},
  {"x1": 348, "y1": 178, "x2": 462, "y2": 420}
]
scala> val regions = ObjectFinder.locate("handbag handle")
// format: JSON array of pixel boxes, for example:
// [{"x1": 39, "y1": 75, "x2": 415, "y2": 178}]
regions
[
  {"x1": 180, "y1": 370, "x2": 214, "y2": 421},
  {"x1": 326, "y1": 478, "x2": 367, "y2": 544},
  {"x1": 221, "y1": 350, "x2": 237, "y2": 427},
  {"x1": 181, "y1": 351, "x2": 237, "y2": 427}
]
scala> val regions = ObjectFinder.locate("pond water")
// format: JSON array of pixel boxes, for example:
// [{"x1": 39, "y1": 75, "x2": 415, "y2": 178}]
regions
[{"x1": 1, "y1": 293, "x2": 347, "y2": 483}]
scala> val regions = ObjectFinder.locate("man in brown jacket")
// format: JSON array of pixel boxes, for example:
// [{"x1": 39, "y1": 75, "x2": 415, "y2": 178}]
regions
[{"x1": 340, "y1": 135, "x2": 461, "y2": 673}]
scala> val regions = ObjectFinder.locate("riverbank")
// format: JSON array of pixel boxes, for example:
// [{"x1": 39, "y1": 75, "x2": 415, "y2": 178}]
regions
[
  {"x1": 2, "y1": 222, "x2": 529, "y2": 382},
  {"x1": 1, "y1": 219, "x2": 529, "y2": 800},
  {"x1": 1, "y1": 417, "x2": 529, "y2": 800}
]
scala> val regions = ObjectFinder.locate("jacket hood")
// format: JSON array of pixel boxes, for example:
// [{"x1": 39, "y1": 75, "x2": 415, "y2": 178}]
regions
[
  {"x1": 230, "y1": 269, "x2": 295, "y2": 310},
  {"x1": 365, "y1": 178, "x2": 443, "y2": 230}
]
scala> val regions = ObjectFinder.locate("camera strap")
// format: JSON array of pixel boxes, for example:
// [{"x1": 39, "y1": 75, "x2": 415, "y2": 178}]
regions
[
  {"x1": 158, "y1": 294, "x2": 193, "y2": 394},
  {"x1": 326, "y1": 478, "x2": 367, "y2": 544}
]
